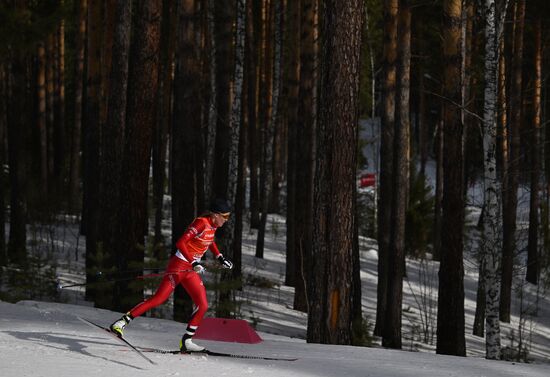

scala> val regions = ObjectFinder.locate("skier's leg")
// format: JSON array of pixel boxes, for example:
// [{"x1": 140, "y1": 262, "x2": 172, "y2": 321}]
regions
[
  {"x1": 179, "y1": 273, "x2": 208, "y2": 352},
  {"x1": 110, "y1": 272, "x2": 178, "y2": 336},
  {"x1": 129, "y1": 273, "x2": 178, "y2": 317}
]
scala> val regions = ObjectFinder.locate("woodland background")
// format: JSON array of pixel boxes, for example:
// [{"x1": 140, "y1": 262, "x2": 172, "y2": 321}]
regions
[{"x1": 1, "y1": 0, "x2": 549, "y2": 362}]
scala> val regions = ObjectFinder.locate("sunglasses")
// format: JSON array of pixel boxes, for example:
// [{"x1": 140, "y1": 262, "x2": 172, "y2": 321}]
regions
[{"x1": 217, "y1": 212, "x2": 230, "y2": 220}]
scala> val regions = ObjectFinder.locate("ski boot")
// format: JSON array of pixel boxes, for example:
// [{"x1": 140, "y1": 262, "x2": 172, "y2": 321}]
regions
[{"x1": 110, "y1": 314, "x2": 132, "y2": 337}]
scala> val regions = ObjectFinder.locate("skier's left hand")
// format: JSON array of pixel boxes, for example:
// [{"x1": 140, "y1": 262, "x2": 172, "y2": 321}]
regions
[
  {"x1": 218, "y1": 255, "x2": 233, "y2": 269},
  {"x1": 192, "y1": 261, "x2": 206, "y2": 274}
]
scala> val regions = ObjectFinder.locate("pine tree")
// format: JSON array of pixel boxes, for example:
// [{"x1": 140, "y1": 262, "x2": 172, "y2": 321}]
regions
[
  {"x1": 284, "y1": 0, "x2": 301, "y2": 288},
  {"x1": 69, "y1": 0, "x2": 87, "y2": 214},
  {"x1": 0, "y1": 63, "x2": 7, "y2": 266},
  {"x1": 293, "y1": 0, "x2": 317, "y2": 313},
  {"x1": 256, "y1": 0, "x2": 283, "y2": 259},
  {"x1": 83, "y1": 0, "x2": 102, "y2": 302},
  {"x1": 375, "y1": 0, "x2": 398, "y2": 337},
  {"x1": 114, "y1": 0, "x2": 162, "y2": 310},
  {"x1": 501, "y1": 0, "x2": 525, "y2": 323},
  {"x1": 101, "y1": 0, "x2": 132, "y2": 309},
  {"x1": 436, "y1": 0, "x2": 466, "y2": 357},
  {"x1": 223, "y1": 0, "x2": 247, "y2": 268},
  {"x1": 383, "y1": 0, "x2": 411, "y2": 349},
  {"x1": 526, "y1": 10, "x2": 541, "y2": 286},
  {"x1": 307, "y1": 0, "x2": 364, "y2": 345}
]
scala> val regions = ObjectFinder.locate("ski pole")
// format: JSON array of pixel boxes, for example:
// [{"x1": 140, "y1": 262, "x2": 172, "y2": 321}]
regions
[
  {"x1": 57, "y1": 271, "x2": 178, "y2": 289},
  {"x1": 57, "y1": 268, "x2": 211, "y2": 289}
]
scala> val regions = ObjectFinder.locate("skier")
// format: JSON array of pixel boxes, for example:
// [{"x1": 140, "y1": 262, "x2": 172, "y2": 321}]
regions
[{"x1": 109, "y1": 198, "x2": 234, "y2": 353}]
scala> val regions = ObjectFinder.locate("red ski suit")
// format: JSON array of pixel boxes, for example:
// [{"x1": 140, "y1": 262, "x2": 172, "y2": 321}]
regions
[{"x1": 128, "y1": 216, "x2": 221, "y2": 327}]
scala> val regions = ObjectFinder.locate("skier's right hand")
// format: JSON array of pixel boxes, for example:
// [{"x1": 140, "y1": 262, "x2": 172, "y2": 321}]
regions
[{"x1": 192, "y1": 261, "x2": 206, "y2": 274}]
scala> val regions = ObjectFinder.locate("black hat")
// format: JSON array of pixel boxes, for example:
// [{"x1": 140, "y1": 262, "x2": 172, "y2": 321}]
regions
[{"x1": 209, "y1": 198, "x2": 231, "y2": 214}]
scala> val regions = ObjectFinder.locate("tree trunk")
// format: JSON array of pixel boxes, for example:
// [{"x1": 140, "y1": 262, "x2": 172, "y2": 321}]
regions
[
  {"x1": 212, "y1": 0, "x2": 235, "y2": 200},
  {"x1": 472, "y1": 258, "x2": 485, "y2": 337},
  {"x1": 153, "y1": 0, "x2": 177, "y2": 261},
  {"x1": 46, "y1": 34, "x2": 55, "y2": 189},
  {"x1": 0, "y1": 65, "x2": 6, "y2": 265},
  {"x1": 56, "y1": 17, "x2": 66, "y2": 192},
  {"x1": 245, "y1": 0, "x2": 259, "y2": 230},
  {"x1": 38, "y1": 42, "x2": 48, "y2": 197},
  {"x1": 229, "y1": 0, "x2": 247, "y2": 265},
  {"x1": 383, "y1": 0, "x2": 410, "y2": 349},
  {"x1": 433, "y1": 117, "x2": 444, "y2": 263},
  {"x1": 526, "y1": 13, "x2": 541, "y2": 285},
  {"x1": 270, "y1": 118, "x2": 284, "y2": 213},
  {"x1": 172, "y1": 0, "x2": 204, "y2": 321},
  {"x1": 293, "y1": 0, "x2": 317, "y2": 312},
  {"x1": 481, "y1": 0, "x2": 502, "y2": 360},
  {"x1": 222, "y1": 0, "x2": 246, "y2": 261},
  {"x1": 307, "y1": 0, "x2": 364, "y2": 345},
  {"x1": 6, "y1": 50, "x2": 29, "y2": 265},
  {"x1": 255, "y1": 0, "x2": 270, "y2": 249},
  {"x1": 114, "y1": 0, "x2": 162, "y2": 311},
  {"x1": 215, "y1": 0, "x2": 248, "y2": 318},
  {"x1": 100, "y1": 0, "x2": 115, "y2": 129},
  {"x1": 285, "y1": 0, "x2": 301, "y2": 287},
  {"x1": 101, "y1": 0, "x2": 133, "y2": 310},
  {"x1": 47, "y1": 21, "x2": 64, "y2": 196},
  {"x1": 461, "y1": 0, "x2": 474, "y2": 189},
  {"x1": 474, "y1": 0, "x2": 490, "y2": 341},
  {"x1": 250, "y1": 0, "x2": 275, "y2": 229},
  {"x1": 69, "y1": 0, "x2": 87, "y2": 214},
  {"x1": 436, "y1": 0, "x2": 465, "y2": 357},
  {"x1": 83, "y1": 0, "x2": 102, "y2": 302},
  {"x1": 257, "y1": 0, "x2": 282, "y2": 260},
  {"x1": 229, "y1": 137, "x2": 247, "y2": 284},
  {"x1": 374, "y1": 0, "x2": 398, "y2": 337},
  {"x1": 418, "y1": 66, "x2": 428, "y2": 177},
  {"x1": 233, "y1": 70, "x2": 248, "y2": 281},
  {"x1": 497, "y1": 33, "x2": 507, "y2": 187},
  {"x1": 351, "y1": 188, "x2": 362, "y2": 328},
  {"x1": 500, "y1": 0, "x2": 524, "y2": 323},
  {"x1": 255, "y1": 0, "x2": 274, "y2": 259},
  {"x1": 204, "y1": 0, "x2": 217, "y2": 203}
]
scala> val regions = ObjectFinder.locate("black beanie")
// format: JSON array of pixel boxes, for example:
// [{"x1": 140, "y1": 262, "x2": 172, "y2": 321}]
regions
[{"x1": 209, "y1": 198, "x2": 231, "y2": 213}]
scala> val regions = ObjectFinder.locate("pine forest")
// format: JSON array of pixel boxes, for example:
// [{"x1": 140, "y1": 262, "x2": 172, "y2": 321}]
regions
[{"x1": 1, "y1": 0, "x2": 550, "y2": 362}]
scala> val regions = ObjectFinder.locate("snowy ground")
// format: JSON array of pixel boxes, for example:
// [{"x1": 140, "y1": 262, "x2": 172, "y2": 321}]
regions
[
  {"x1": 1, "y1": 300, "x2": 549, "y2": 377},
  {"x1": 1, "y1": 209, "x2": 550, "y2": 375}
]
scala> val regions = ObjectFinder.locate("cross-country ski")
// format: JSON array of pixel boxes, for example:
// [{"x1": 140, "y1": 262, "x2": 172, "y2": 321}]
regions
[
  {"x1": 135, "y1": 347, "x2": 298, "y2": 361},
  {"x1": 77, "y1": 316, "x2": 156, "y2": 365}
]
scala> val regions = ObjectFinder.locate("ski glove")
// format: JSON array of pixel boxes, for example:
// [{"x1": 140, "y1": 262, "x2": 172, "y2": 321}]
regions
[
  {"x1": 192, "y1": 261, "x2": 206, "y2": 274},
  {"x1": 218, "y1": 255, "x2": 233, "y2": 270}
]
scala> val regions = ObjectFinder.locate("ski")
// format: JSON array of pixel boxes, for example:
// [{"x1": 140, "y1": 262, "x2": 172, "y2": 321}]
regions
[
  {"x1": 77, "y1": 316, "x2": 156, "y2": 365},
  {"x1": 137, "y1": 347, "x2": 298, "y2": 361}
]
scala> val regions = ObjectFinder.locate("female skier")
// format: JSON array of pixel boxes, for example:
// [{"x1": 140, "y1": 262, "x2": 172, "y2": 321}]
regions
[{"x1": 109, "y1": 198, "x2": 234, "y2": 352}]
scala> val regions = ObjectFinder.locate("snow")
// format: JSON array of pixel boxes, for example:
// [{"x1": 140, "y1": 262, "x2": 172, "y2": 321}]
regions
[
  {"x1": 1, "y1": 124, "x2": 550, "y2": 375},
  {"x1": 1, "y1": 299, "x2": 548, "y2": 377}
]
